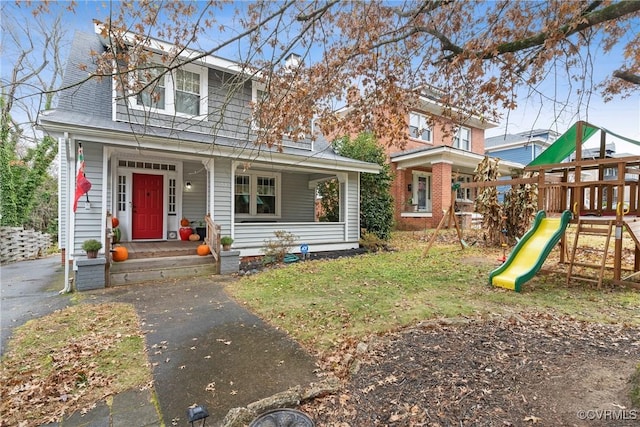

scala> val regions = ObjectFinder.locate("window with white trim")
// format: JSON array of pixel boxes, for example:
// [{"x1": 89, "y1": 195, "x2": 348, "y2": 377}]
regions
[
  {"x1": 235, "y1": 175, "x2": 250, "y2": 214},
  {"x1": 137, "y1": 66, "x2": 166, "y2": 109},
  {"x1": 117, "y1": 176, "x2": 127, "y2": 212},
  {"x1": 409, "y1": 112, "x2": 432, "y2": 142},
  {"x1": 168, "y1": 178, "x2": 176, "y2": 214},
  {"x1": 132, "y1": 59, "x2": 207, "y2": 119},
  {"x1": 235, "y1": 171, "x2": 280, "y2": 217},
  {"x1": 453, "y1": 126, "x2": 471, "y2": 151},
  {"x1": 175, "y1": 69, "x2": 201, "y2": 115}
]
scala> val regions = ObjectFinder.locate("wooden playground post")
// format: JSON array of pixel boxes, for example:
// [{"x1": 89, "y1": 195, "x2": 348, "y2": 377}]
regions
[{"x1": 422, "y1": 189, "x2": 466, "y2": 256}]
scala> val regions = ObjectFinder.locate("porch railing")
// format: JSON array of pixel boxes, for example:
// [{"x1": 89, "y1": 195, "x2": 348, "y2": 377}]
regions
[
  {"x1": 204, "y1": 214, "x2": 221, "y2": 264},
  {"x1": 233, "y1": 221, "x2": 348, "y2": 249}
]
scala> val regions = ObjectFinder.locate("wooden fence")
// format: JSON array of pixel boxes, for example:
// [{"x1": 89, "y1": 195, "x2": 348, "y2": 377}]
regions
[{"x1": 0, "y1": 227, "x2": 53, "y2": 264}]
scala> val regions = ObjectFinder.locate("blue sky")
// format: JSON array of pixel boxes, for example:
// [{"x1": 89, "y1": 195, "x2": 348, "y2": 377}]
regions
[{"x1": 5, "y1": 1, "x2": 640, "y2": 153}]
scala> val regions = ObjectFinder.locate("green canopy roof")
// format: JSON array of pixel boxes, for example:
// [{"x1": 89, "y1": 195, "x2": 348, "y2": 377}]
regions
[
  {"x1": 527, "y1": 122, "x2": 599, "y2": 167},
  {"x1": 527, "y1": 121, "x2": 640, "y2": 167}
]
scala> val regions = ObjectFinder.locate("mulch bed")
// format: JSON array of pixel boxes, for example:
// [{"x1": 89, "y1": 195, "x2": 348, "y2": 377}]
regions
[
  {"x1": 301, "y1": 313, "x2": 640, "y2": 426},
  {"x1": 239, "y1": 247, "x2": 368, "y2": 274}
]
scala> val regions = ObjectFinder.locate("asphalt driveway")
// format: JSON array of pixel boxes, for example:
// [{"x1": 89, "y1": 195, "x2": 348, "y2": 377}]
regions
[{"x1": 0, "y1": 255, "x2": 73, "y2": 354}]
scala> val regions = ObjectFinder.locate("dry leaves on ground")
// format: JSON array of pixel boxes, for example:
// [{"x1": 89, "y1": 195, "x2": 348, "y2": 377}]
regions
[
  {"x1": 0, "y1": 303, "x2": 148, "y2": 427},
  {"x1": 302, "y1": 312, "x2": 640, "y2": 426}
]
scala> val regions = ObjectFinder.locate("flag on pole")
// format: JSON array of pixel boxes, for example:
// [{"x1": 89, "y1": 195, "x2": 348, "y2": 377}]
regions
[{"x1": 73, "y1": 144, "x2": 92, "y2": 212}]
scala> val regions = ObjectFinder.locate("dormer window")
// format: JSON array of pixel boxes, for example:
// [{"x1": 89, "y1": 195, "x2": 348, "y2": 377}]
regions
[
  {"x1": 137, "y1": 66, "x2": 166, "y2": 110},
  {"x1": 130, "y1": 58, "x2": 208, "y2": 120},
  {"x1": 175, "y1": 69, "x2": 201, "y2": 115},
  {"x1": 409, "y1": 112, "x2": 432, "y2": 142}
]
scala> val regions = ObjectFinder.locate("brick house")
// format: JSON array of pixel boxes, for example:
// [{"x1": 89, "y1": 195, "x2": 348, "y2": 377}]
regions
[{"x1": 384, "y1": 89, "x2": 523, "y2": 230}]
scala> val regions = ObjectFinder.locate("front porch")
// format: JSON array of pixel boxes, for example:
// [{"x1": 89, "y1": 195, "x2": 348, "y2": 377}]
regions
[{"x1": 391, "y1": 145, "x2": 523, "y2": 230}]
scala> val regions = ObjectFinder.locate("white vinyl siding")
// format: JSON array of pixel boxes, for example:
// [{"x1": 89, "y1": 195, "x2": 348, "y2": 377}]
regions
[
  {"x1": 213, "y1": 158, "x2": 233, "y2": 236},
  {"x1": 72, "y1": 142, "x2": 104, "y2": 255},
  {"x1": 346, "y1": 172, "x2": 359, "y2": 240}
]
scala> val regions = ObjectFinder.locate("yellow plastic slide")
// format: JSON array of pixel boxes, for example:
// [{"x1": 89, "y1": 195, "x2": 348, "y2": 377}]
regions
[{"x1": 489, "y1": 210, "x2": 572, "y2": 292}]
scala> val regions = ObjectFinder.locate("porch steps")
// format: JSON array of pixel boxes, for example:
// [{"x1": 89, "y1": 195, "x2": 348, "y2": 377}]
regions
[
  {"x1": 124, "y1": 241, "x2": 202, "y2": 260},
  {"x1": 109, "y1": 255, "x2": 217, "y2": 286}
]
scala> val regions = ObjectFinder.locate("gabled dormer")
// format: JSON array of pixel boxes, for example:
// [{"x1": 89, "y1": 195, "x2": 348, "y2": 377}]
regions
[{"x1": 97, "y1": 24, "x2": 313, "y2": 151}]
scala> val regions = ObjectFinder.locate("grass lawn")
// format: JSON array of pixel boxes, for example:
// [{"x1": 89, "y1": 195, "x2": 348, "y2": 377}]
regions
[
  {"x1": 2, "y1": 230, "x2": 638, "y2": 425},
  {"x1": 226, "y1": 231, "x2": 640, "y2": 351}
]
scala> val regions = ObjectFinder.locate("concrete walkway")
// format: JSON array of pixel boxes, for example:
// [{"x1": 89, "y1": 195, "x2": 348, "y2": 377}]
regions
[
  {"x1": 2, "y1": 258, "x2": 323, "y2": 427},
  {"x1": 82, "y1": 276, "x2": 321, "y2": 426}
]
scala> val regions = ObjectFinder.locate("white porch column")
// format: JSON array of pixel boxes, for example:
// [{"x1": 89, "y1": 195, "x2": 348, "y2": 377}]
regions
[{"x1": 203, "y1": 158, "x2": 215, "y2": 218}]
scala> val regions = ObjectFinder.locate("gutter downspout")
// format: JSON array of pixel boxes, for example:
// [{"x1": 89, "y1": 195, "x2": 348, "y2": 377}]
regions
[{"x1": 61, "y1": 133, "x2": 73, "y2": 293}]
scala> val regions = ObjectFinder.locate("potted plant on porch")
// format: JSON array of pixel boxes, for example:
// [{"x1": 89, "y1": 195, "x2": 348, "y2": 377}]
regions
[
  {"x1": 220, "y1": 236, "x2": 234, "y2": 251},
  {"x1": 82, "y1": 239, "x2": 102, "y2": 258}
]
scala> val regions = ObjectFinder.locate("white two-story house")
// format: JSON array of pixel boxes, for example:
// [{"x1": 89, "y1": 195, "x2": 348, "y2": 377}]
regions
[{"x1": 39, "y1": 26, "x2": 380, "y2": 272}]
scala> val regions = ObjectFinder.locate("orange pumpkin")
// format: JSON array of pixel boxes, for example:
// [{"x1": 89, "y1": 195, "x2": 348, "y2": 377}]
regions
[
  {"x1": 197, "y1": 244, "x2": 210, "y2": 256},
  {"x1": 189, "y1": 233, "x2": 200, "y2": 241},
  {"x1": 112, "y1": 246, "x2": 129, "y2": 262},
  {"x1": 180, "y1": 217, "x2": 190, "y2": 227},
  {"x1": 112, "y1": 217, "x2": 119, "y2": 228}
]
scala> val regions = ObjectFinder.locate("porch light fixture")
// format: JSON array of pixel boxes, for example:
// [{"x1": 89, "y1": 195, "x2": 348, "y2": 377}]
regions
[
  {"x1": 187, "y1": 404, "x2": 209, "y2": 426},
  {"x1": 185, "y1": 181, "x2": 192, "y2": 190}
]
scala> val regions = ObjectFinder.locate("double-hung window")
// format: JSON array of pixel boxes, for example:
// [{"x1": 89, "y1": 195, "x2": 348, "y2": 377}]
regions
[
  {"x1": 137, "y1": 66, "x2": 166, "y2": 110},
  {"x1": 235, "y1": 171, "x2": 280, "y2": 217},
  {"x1": 175, "y1": 69, "x2": 201, "y2": 115},
  {"x1": 453, "y1": 126, "x2": 471, "y2": 151},
  {"x1": 409, "y1": 112, "x2": 431, "y2": 142},
  {"x1": 132, "y1": 59, "x2": 207, "y2": 119},
  {"x1": 235, "y1": 175, "x2": 251, "y2": 215}
]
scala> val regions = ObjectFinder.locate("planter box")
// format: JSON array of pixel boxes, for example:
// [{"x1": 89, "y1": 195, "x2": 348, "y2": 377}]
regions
[
  {"x1": 220, "y1": 250, "x2": 240, "y2": 275},
  {"x1": 195, "y1": 227, "x2": 206, "y2": 241},
  {"x1": 74, "y1": 257, "x2": 106, "y2": 291}
]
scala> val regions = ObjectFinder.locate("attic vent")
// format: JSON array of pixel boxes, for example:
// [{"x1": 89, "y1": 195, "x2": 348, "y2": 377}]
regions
[{"x1": 118, "y1": 160, "x2": 176, "y2": 171}]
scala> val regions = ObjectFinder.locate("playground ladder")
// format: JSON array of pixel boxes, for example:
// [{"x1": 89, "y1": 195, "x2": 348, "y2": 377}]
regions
[{"x1": 566, "y1": 218, "x2": 614, "y2": 288}]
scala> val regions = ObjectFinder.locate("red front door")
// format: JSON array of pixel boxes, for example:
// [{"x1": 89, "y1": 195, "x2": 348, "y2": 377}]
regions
[{"x1": 132, "y1": 173, "x2": 164, "y2": 239}]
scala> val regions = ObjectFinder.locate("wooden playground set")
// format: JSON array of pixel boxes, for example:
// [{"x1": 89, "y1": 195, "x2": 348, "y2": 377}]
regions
[{"x1": 429, "y1": 121, "x2": 640, "y2": 291}]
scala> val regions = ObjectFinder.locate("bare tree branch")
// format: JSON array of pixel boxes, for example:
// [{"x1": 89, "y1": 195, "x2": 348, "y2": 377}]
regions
[{"x1": 613, "y1": 70, "x2": 640, "y2": 85}]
